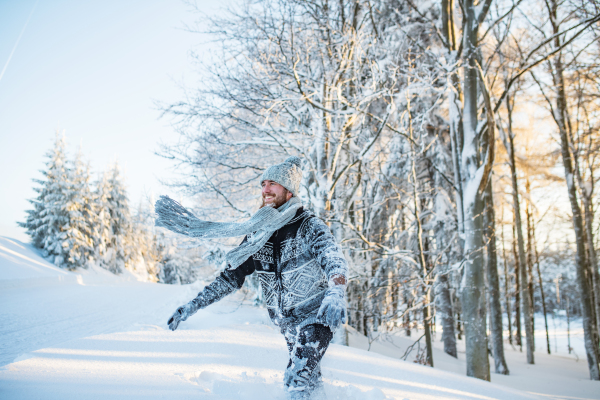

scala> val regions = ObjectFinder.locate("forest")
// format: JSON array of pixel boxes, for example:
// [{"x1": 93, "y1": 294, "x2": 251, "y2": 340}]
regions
[{"x1": 20, "y1": 0, "x2": 600, "y2": 382}]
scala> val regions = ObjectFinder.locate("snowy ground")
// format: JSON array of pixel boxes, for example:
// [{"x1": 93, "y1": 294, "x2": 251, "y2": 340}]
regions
[
  {"x1": 349, "y1": 317, "x2": 598, "y2": 400},
  {"x1": 1, "y1": 236, "x2": 598, "y2": 400}
]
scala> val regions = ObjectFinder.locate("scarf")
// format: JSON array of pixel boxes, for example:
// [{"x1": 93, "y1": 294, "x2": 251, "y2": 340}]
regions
[{"x1": 154, "y1": 196, "x2": 303, "y2": 269}]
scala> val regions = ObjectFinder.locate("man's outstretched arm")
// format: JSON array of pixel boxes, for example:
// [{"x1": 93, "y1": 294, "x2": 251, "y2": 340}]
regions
[{"x1": 167, "y1": 257, "x2": 255, "y2": 331}]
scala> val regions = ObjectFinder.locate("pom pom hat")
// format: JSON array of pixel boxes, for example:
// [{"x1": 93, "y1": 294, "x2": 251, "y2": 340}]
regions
[{"x1": 261, "y1": 156, "x2": 302, "y2": 196}]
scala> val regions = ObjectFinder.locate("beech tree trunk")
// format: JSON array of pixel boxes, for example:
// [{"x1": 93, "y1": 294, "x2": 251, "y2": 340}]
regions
[
  {"x1": 500, "y1": 215, "x2": 513, "y2": 345},
  {"x1": 582, "y1": 200, "x2": 600, "y2": 341},
  {"x1": 436, "y1": 274, "x2": 458, "y2": 357},
  {"x1": 484, "y1": 179, "x2": 509, "y2": 374},
  {"x1": 526, "y1": 191, "x2": 536, "y2": 350},
  {"x1": 505, "y1": 109, "x2": 534, "y2": 364},
  {"x1": 512, "y1": 221, "x2": 522, "y2": 349},
  {"x1": 459, "y1": 0, "x2": 492, "y2": 380}
]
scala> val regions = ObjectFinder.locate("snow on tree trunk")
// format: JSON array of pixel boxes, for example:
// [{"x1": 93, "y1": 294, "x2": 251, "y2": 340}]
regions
[{"x1": 458, "y1": 0, "x2": 492, "y2": 381}]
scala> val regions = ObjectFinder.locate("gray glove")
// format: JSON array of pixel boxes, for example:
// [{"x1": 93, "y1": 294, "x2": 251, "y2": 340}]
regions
[
  {"x1": 167, "y1": 302, "x2": 195, "y2": 331},
  {"x1": 317, "y1": 286, "x2": 347, "y2": 329}
]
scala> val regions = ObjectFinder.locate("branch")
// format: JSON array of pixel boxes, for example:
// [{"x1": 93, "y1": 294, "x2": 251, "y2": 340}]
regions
[
  {"x1": 479, "y1": 0, "x2": 525, "y2": 44},
  {"x1": 329, "y1": 112, "x2": 390, "y2": 195},
  {"x1": 432, "y1": 163, "x2": 459, "y2": 192},
  {"x1": 202, "y1": 170, "x2": 251, "y2": 217},
  {"x1": 476, "y1": 0, "x2": 494, "y2": 27},
  {"x1": 405, "y1": 0, "x2": 449, "y2": 49},
  {"x1": 493, "y1": 13, "x2": 600, "y2": 113}
]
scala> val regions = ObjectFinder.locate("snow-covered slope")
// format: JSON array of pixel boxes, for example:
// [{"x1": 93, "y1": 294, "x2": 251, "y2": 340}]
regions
[{"x1": 0, "y1": 237, "x2": 590, "y2": 399}]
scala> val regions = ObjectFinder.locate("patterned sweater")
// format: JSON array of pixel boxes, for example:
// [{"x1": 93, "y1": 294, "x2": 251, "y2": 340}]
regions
[{"x1": 189, "y1": 207, "x2": 348, "y2": 330}]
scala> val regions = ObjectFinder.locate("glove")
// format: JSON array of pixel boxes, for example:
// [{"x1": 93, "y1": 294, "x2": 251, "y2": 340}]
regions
[
  {"x1": 317, "y1": 285, "x2": 347, "y2": 329},
  {"x1": 167, "y1": 303, "x2": 194, "y2": 331}
]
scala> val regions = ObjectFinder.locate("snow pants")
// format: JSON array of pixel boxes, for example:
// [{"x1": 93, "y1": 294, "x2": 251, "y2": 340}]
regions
[{"x1": 283, "y1": 323, "x2": 333, "y2": 400}]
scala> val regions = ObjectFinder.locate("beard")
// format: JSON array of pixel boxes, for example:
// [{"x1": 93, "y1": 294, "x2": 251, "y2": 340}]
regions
[{"x1": 261, "y1": 189, "x2": 290, "y2": 209}]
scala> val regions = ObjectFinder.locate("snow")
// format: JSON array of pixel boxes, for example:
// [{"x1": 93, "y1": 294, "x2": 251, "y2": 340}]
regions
[
  {"x1": 349, "y1": 321, "x2": 599, "y2": 400},
  {"x1": 0, "y1": 236, "x2": 69, "y2": 281},
  {"x1": 1, "y1": 236, "x2": 597, "y2": 399}
]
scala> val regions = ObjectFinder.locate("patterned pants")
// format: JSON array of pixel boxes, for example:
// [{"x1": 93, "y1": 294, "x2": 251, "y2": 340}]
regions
[{"x1": 283, "y1": 323, "x2": 333, "y2": 400}]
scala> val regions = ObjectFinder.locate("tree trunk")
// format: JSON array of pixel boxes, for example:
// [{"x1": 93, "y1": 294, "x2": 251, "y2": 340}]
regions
[
  {"x1": 525, "y1": 189, "x2": 536, "y2": 350},
  {"x1": 527, "y1": 195, "x2": 551, "y2": 354},
  {"x1": 442, "y1": 0, "x2": 492, "y2": 380},
  {"x1": 534, "y1": 245, "x2": 551, "y2": 354},
  {"x1": 408, "y1": 89, "x2": 433, "y2": 367},
  {"x1": 506, "y1": 117, "x2": 534, "y2": 364},
  {"x1": 436, "y1": 273, "x2": 458, "y2": 357},
  {"x1": 501, "y1": 211, "x2": 513, "y2": 345},
  {"x1": 582, "y1": 199, "x2": 600, "y2": 343},
  {"x1": 484, "y1": 178, "x2": 510, "y2": 374},
  {"x1": 404, "y1": 291, "x2": 411, "y2": 337},
  {"x1": 512, "y1": 214, "x2": 522, "y2": 349},
  {"x1": 460, "y1": 2, "x2": 490, "y2": 381},
  {"x1": 456, "y1": 299, "x2": 463, "y2": 340}
]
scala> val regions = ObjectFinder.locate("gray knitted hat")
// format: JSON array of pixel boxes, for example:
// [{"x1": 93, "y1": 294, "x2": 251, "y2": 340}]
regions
[{"x1": 261, "y1": 156, "x2": 302, "y2": 195}]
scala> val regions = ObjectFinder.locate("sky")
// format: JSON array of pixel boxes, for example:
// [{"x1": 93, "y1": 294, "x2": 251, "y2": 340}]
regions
[{"x1": 0, "y1": 0, "x2": 219, "y2": 242}]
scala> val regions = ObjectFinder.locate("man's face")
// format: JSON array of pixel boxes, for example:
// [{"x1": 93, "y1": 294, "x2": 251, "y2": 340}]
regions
[{"x1": 261, "y1": 180, "x2": 292, "y2": 208}]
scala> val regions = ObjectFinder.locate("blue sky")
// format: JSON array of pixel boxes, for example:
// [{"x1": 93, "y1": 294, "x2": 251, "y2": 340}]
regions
[{"x1": 0, "y1": 0, "x2": 218, "y2": 241}]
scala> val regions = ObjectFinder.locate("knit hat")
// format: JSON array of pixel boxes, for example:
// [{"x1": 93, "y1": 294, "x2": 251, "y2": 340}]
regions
[{"x1": 261, "y1": 156, "x2": 302, "y2": 195}]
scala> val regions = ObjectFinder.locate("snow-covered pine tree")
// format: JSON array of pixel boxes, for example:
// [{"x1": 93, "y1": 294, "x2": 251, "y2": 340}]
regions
[
  {"x1": 59, "y1": 150, "x2": 96, "y2": 269},
  {"x1": 94, "y1": 163, "x2": 134, "y2": 273},
  {"x1": 21, "y1": 136, "x2": 96, "y2": 270},
  {"x1": 20, "y1": 134, "x2": 69, "y2": 251},
  {"x1": 20, "y1": 134, "x2": 77, "y2": 267}
]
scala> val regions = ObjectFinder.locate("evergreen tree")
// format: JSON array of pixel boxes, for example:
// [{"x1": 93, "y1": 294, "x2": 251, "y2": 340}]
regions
[
  {"x1": 59, "y1": 150, "x2": 96, "y2": 269},
  {"x1": 95, "y1": 162, "x2": 134, "y2": 273},
  {"x1": 19, "y1": 134, "x2": 71, "y2": 265},
  {"x1": 21, "y1": 136, "x2": 96, "y2": 270}
]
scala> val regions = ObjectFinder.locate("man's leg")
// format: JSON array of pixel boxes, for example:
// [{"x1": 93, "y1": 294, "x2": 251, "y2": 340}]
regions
[{"x1": 284, "y1": 323, "x2": 333, "y2": 400}]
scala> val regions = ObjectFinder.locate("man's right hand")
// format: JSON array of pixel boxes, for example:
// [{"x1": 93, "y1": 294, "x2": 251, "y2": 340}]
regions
[{"x1": 167, "y1": 304, "x2": 190, "y2": 331}]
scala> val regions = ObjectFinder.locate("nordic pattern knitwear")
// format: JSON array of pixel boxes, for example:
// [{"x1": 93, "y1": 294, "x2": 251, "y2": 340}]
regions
[
  {"x1": 154, "y1": 195, "x2": 303, "y2": 269},
  {"x1": 261, "y1": 156, "x2": 302, "y2": 195}
]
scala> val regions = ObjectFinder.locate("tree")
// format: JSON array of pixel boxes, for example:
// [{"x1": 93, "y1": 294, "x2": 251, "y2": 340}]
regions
[
  {"x1": 95, "y1": 162, "x2": 134, "y2": 273},
  {"x1": 59, "y1": 150, "x2": 96, "y2": 269},
  {"x1": 518, "y1": 0, "x2": 600, "y2": 379},
  {"x1": 20, "y1": 134, "x2": 70, "y2": 254},
  {"x1": 20, "y1": 134, "x2": 96, "y2": 270},
  {"x1": 440, "y1": 0, "x2": 495, "y2": 380}
]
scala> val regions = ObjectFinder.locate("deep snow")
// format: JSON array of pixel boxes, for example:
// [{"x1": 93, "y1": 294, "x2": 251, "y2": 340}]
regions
[{"x1": 0, "y1": 236, "x2": 597, "y2": 399}]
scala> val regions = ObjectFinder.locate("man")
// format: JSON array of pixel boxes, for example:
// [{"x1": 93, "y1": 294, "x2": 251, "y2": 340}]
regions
[{"x1": 155, "y1": 156, "x2": 348, "y2": 400}]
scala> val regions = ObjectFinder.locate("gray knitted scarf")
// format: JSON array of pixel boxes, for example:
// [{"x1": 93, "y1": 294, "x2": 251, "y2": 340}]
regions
[{"x1": 155, "y1": 196, "x2": 303, "y2": 269}]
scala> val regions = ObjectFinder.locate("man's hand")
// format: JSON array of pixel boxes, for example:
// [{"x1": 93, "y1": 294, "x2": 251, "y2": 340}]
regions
[
  {"x1": 167, "y1": 304, "x2": 191, "y2": 331},
  {"x1": 317, "y1": 286, "x2": 346, "y2": 329}
]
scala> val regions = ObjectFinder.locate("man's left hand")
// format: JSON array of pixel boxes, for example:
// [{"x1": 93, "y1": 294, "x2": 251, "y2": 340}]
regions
[{"x1": 317, "y1": 286, "x2": 346, "y2": 329}]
